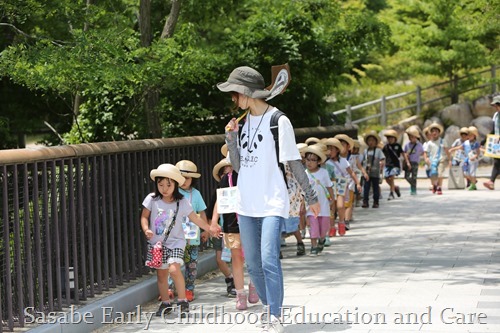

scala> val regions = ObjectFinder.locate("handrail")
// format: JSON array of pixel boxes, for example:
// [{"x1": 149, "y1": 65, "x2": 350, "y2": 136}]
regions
[{"x1": 333, "y1": 65, "x2": 498, "y2": 127}]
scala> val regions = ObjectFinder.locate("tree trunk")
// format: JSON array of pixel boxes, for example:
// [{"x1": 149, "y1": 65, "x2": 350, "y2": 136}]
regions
[
  {"x1": 140, "y1": 0, "x2": 182, "y2": 138},
  {"x1": 161, "y1": 0, "x2": 182, "y2": 39}
]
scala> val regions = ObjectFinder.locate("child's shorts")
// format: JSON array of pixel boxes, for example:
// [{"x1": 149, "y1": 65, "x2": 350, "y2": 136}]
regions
[
  {"x1": 282, "y1": 216, "x2": 300, "y2": 234},
  {"x1": 307, "y1": 216, "x2": 330, "y2": 239},
  {"x1": 464, "y1": 161, "x2": 478, "y2": 177},
  {"x1": 211, "y1": 237, "x2": 223, "y2": 251},
  {"x1": 146, "y1": 245, "x2": 184, "y2": 270},
  {"x1": 223, "y1": 233, "x2": 242, "y2": 250},
  {"x1": 384, "y1": 166, "x2": 400, "y2": 178},
  {"x1": 344, "y1": 190, "x2": 355, "y2": 208}
]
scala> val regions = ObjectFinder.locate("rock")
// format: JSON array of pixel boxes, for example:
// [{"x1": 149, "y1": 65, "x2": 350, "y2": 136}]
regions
[
  {"x1": 444, "y1": 125, "x2": 460, "y2": 148},
  {"x1": 423, "y1": 117, "x2": 443, "y2": 130},
  {"x1": 472, "y1": 96, "x2": 497, "y2": 118},
  {"x1": 471, "y1": 116, "x2": 494, "y2": 142},
  {"x1": 398, "y1": 115, "x2": 423, "y2": 128},
  {"x1": 439, "y1": 103, "x2": 473, "y2": 127}
]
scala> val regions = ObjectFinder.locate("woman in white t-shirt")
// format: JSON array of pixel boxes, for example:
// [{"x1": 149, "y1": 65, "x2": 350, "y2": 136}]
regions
[{"x1": 218, "y1": 66, "x2": 319, "y2": 330}]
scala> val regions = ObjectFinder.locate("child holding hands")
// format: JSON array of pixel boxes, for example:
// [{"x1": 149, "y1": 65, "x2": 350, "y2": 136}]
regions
[{"x1": 141, "y1": 164, "x2": 221, "y2": 317}]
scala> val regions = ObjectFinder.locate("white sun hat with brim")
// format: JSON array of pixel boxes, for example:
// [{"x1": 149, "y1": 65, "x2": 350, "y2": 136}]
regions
[
  {"x1": 467, "y1": 126, "x2": 479, "y2": 138},
  {"x1": 490, "y1": 95, "x2": 500, "y2": 105},
  {"x1": 212, "y1": 159, "x2": 232, "y2": 182},
  {"x1": 221, "y1": 144, "x2": 228, "y2": 157},
  {"x1": 303, "y1": 144, "x2": 327, "y2": 164},
  {"x1": 150, "y1": 164, "x2": 186, "y2": 185},
  {"x1": 175, "y1": 160, "x2": 201, "y2": 178},
  {"x1": 363, "y1": 131, "x2": 381, "y2": 146}
]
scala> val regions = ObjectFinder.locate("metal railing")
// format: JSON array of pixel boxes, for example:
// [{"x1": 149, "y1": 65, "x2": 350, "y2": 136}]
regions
[
  {"x1": 333, "y1": 65, "x2": 498, "y2": 127},
  {"x1": 0, "y1": 124, "x2": 355, "y2": 331}
]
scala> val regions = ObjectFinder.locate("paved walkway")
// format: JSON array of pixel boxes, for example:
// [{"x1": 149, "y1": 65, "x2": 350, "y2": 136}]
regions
[{"x1": 100, "y1": 176, "x2": 500, "y2": 333}]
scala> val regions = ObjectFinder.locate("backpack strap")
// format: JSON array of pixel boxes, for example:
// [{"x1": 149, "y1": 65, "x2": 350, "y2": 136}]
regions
[{"x1": 270, "y1": 110, "x2": 288, "y2": 187}]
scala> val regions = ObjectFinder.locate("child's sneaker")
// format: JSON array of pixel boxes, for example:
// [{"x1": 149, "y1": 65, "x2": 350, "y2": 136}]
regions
[
  {"x1": 317, "y1": 239, "x2": 326, "y2": 253},
  {"x1": 310, "y1": 247, "x2": 319, "y2": 256},
  {"x1": 372, "y1": 201, "x2": 379, "y2": 208},
  {"x1": 395, "y1": 186, "x2": 401, "y2": 197},
  {"x1": 362, "y1": 200, "x2": 369, "y2": 208},
  {"x1": 296, "y1": 243, "x2": 306, "y2": 256},
  {"x1": 467, "y1": 183, "x2": 477, "y2": 191},
  {"x1": 236, "y1": 293, "x2": 248, "y2": 310},
  {"x1": 280, "y1": 237, "x2": 287, "y2": 247},
  {"x1": 185, "y1": 289, "x2": 194, "y2": 302},
  {"x1": 345, "y1": 220, "x2": 350, "y2": 230},
  {"x1": 483, "y1": 181, "x2": 494, "y2": 190},
  {"x1": 436, "y1": 186, "x2": 443, "y2": 195},
  {"x1": 155, "y1": 302, "x2": 174, "y2": 316},
  {"x1": 432, "y1": 185, "x2": 437, "y2": 194},
  {"x1": 324, "y1": 236, "x2": 331, "y2": 247},
  {"x1": 225, "y1": 277, "x2": 236, "y2": 297},
  {"x1": 388, "y1": 192, "x2": 395, "y2": 200},
  {"x1": 338, "y1": 222, "x2": 346, "y2": 236},
  {"x1": 177, "y1": 300, "x2": 190, "y2": 318},
  {"x1": 329, "y1": 227, "x2": 336, "y2": 237},
  {"x1": 248, "y1": 282, "x2": 259, "y2": 303},
  {"x1": 261, "y1": 315, "x2": 285, "y2": 333}
]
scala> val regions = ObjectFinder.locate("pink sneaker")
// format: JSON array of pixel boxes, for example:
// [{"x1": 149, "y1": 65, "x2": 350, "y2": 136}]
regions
[
  {"x1": 248, "y1": 282, "x2": 259, "y2": 304},
  {"x1": 236, "y1": 293, "x2": 248, "y2": 310}
]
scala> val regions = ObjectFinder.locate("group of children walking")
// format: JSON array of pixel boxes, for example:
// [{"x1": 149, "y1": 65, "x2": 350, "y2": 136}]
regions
[{"x1": 140, "y1": 121, "x2": 488, "y2": 318}]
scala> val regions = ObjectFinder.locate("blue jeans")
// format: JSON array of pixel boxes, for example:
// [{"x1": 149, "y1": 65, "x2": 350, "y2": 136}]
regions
[
  {"x1": 363, "y1": 177, "x2": 380, "y2": 202},
  {"x1": 238, "y1": 215, "x2": 284, "y2": 317}
]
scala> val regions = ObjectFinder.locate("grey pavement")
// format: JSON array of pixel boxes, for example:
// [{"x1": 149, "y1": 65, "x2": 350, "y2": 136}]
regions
[{"x1": 98, "y1": 175, "x2": 500, "y2": 333}]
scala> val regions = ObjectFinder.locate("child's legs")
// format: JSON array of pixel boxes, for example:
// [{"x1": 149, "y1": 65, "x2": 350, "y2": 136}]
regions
[
  {"x1": 373, "y1": 178, "x2": 380, "y2": 200},
  {"x1": 437, "y1": 162, "x2": 446, "y2": 187},
  {"x1": 307, "y1": 216, "x2": 320, "y2": 246},
  {"x1": 336, "y1": 196, "x2": 346, "y2": 221},
  {"x1": 345, "y1": 190, "x2": 354, "y2": 220},
  {"x1": 169, "y1": 262, "x2": 186, "y2": 299},
  {"x1": 386, "y1": 175, "x2": 395, "y2": 191},
  {"x1": 184, "y1": 244, "x2": 199, "y2": 291},
  {"x1": 430, "y1": 175, "x2": 439, "y2": 186},
  {"x1": 469, "y1": 161, "x2": 478, "y2": 183},
  {"x1": 363, "y1": 178, "x2": 372, "y2": 201},
  {"x1": 225, "y1": 233, "x2": 245, "y2": 290},
  {"x1": 213, "y1": 238, "x2": 232, "y2": 277},
  {"x1": 293, "y1": 229, "x2": 303, "y2": 243},
  {"x1": 157, "y1": 269, "x2": 170, "y2": 301},
  {"x1": 317, "y1": 216, "x2": 330, "y2": 239},
  {"x1": 410, "y1": 162, "x2": 418, "y2": 188}
]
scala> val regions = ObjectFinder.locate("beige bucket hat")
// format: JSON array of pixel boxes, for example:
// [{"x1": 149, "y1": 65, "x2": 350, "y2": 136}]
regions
[
  {"x1": 334, "y1": 134, "x2": 354, "y2": 150},
  {"x1": 363, "y1": 131, "x2": 381, "y2": 146},
  {"x1": 405, "y1": 127, "x2": 420, "y2": 139},
  {"x1": 384, "y1": 129, "x2": 398, "y2": 139},
  {"x1": 305, "y1": 137, "x2": 320, "y2": 145},
  {"x1": 467, "y1": 126, "x2": 479, "y2": 138},
  {"x1": 428, "y1": 122, "x2": 444, "y2": 134},
  {"x1": 459, "y1": 127, "x2": 469, "y2": 135},
  {"x1": 150, "y1": 164, "x2": 186, "y2": 185},
  {"x1": 175, "y1": 160, "x2": 201, "y2": 178},
  {"x1": 212, "y1": 159, "x2": 232, "y2": 182},
  {"x1": 324, "y1": 138, "x2": 344, "y2": 155},
  {"x1": 303, "y1": 144, "x2": 327, "y2": 164},
  {"x1": 221, "y1": 144, "x2": 228, "y2": 157}
]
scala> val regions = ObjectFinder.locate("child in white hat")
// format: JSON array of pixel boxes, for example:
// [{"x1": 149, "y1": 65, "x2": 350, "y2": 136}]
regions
[
  {"x1": 423, "y1": 123, "x2": 450, "y2": 195},
  {"x1": 449, "y1": 127, "x2": 481, "y2": 190},
  {"x1": 141, "y1": 164, "x2": 221, "y2": 317}
]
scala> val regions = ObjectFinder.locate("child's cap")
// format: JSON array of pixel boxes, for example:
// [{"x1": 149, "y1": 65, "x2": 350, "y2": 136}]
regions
[
  {"x1": 213, "y1": 159, "x2": 232, "y2": 182},
  {"x1": 305, "y1": 137, "x2": 320, "y2": 145},
  {"x1": 405, "y1": 126, "x2": 420, "y2": 139},
  {"x1": 176, "y1": 160, "x2": 201, "y2": 178},
  {"x1": 383, "y1": 129, "x2": 398, "y2": 140},
  {"x1": 363, "y1": 131, "x2": 381, "y2": 146},
  {"x1": 303, "y1": 144, "x2": 327, "y2": 164},
  {"x1": 467, "y1": 126, "x2": 479, "y2": 138},
  {"x1": 334, "y1": 134, "x2": 354, "y2": 150},
  {"x1": 150, "y1": 164, "x2": 186, "y2": 184}
]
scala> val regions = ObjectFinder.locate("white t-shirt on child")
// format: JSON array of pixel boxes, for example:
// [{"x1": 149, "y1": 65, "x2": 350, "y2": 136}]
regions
[
  {"x1": 237, "y1": 108, "x2": 301, "y2": 218},
  {"x1": 305, "y1": 167, "x2": 333, "y2": 217}
]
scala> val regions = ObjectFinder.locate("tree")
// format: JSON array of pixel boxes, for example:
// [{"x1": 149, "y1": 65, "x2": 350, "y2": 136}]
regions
[{"x1": 380, "y1": 0, "x2": 498, "y2": 102}]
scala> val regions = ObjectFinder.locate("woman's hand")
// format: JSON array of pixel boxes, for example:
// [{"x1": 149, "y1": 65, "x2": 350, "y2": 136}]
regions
[
  {"x1": 225, "y1": 117, "x2": 239, "y2": 132},
  {"x1": 209, "y1": 223, "x2": 222, "y2": 238}
]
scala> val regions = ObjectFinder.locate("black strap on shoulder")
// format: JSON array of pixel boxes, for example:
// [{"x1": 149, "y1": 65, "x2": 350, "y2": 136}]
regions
[
  {"x1": 238, "y1": 110, "x2": 288, "y2": 187},
  {"x1": 270, "y1": 110, "x2": 288, "y2": 188}
]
